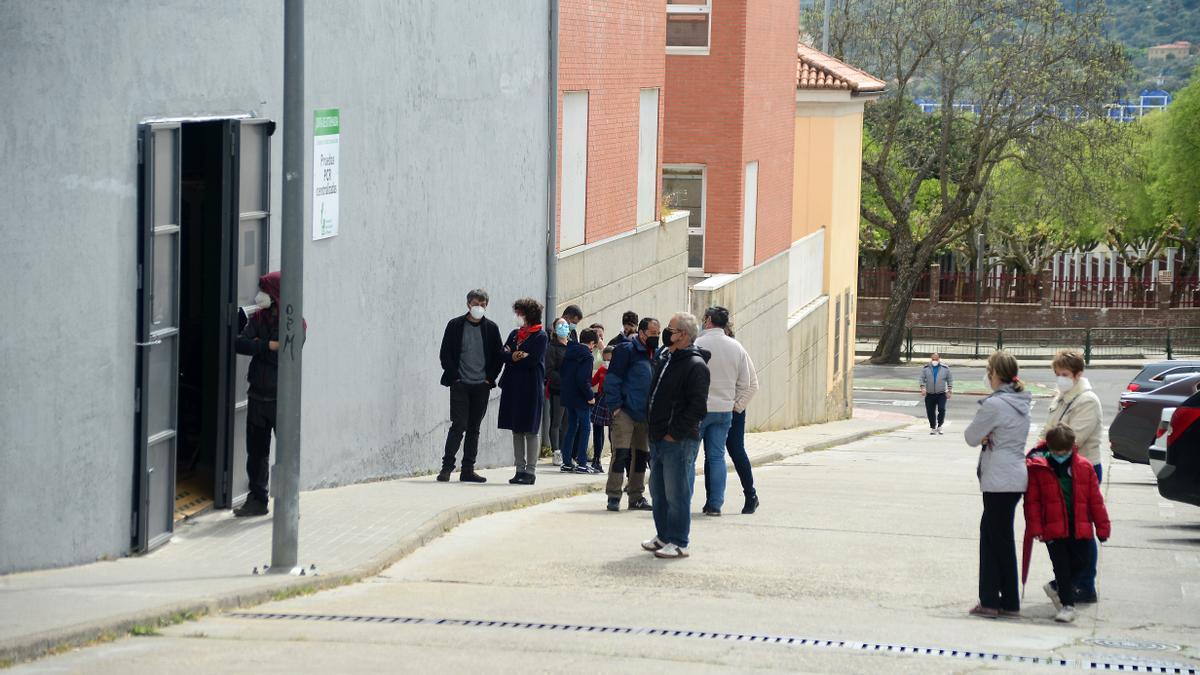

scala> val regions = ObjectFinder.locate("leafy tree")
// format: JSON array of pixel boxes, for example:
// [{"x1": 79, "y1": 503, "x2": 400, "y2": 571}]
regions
[
  {"x1": 811, "y1": 0, "x2": 1128, "y2": 363},
  {"x1": 1153, "y1": 65, "x2": 1200, "y2": 286}
]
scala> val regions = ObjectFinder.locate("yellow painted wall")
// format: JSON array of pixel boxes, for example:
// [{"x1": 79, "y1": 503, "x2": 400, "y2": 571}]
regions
[{"x1": 793, "y1": 101, "x2": 865, "y2": 399}]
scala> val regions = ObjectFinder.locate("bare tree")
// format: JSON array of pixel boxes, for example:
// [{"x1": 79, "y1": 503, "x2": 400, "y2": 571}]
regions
[{"x1": 811, "y1": 0, "x2": 1127, "y2": 363}]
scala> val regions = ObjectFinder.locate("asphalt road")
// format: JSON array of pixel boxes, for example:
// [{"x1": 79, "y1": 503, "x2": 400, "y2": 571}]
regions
[
  {"x1": 853, "y1": 363, "x2": 1137, "y2": 432},
  {"x1": 18, "y1": 419, "x2": 1199, "y2": 673}
]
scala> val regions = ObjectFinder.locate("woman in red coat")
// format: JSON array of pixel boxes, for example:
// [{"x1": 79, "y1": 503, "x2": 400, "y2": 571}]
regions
[{"x1": 1024, "y1": 424, "x2": 1111, "y2": 623}]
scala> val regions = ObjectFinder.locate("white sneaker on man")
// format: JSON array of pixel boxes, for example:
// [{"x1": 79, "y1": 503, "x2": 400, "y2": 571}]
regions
[
  {"x1": 1054, "y1": 606, "x2": 1076, "y2": 623},
  {"x1": 936, "y1": 426, "x2": 944, "y2": 435},
  {"x1": 641, "y1": 536, "x2": 666, "y2": 552},
  {"x1": 654, "y1": 543, "x2": 689, "y2": 559},
  {"x1": 552, "y1": 450, "x2": 562, "y2": 466},
  {"x1": 1043, "y1": 582, "x2": 1062, "y2": 610}
]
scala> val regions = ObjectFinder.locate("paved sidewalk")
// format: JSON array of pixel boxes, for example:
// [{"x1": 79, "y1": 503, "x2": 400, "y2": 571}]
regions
[{"x1": 0, "y1": 409, "x2": 913, "y2": 666}]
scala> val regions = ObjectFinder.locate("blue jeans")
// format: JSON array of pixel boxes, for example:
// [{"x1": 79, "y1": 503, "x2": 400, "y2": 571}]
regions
[
  {"x1": 699, "y1": 412, "x2": 734, "y2": 511},
  {"x1": 649, "y1": 437, "x2": 702, "y2": 548},
  {"x1": 562, "y1": 406, "x2": 591, "y2": 468},
  {"x1": 1076, "y1": 463, "x2": 1103, "y2": 594}
]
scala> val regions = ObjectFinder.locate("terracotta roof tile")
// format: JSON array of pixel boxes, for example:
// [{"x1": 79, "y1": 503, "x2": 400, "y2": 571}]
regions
[{"x1": 796, "y1": 43, "x2": 885, "y2": 93}]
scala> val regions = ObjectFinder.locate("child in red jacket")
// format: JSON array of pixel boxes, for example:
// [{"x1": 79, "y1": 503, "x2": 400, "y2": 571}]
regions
[
  {"x1": 589, "y1": 346, "x2": 615, "y2": 472},
  {"x1": 1024, "y1": 424, "x2": 1111, "y2": 623}
]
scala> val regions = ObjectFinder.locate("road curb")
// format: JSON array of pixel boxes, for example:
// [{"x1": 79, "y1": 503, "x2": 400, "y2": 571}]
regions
[{"x1": 0, "y1": 419, "x2": 909, "y2": 667}]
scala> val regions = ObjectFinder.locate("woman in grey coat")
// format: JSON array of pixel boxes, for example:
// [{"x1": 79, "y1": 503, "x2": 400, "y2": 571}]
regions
[{"x1": 963, "y1": 350, "x2": 1032, "y2": 619}]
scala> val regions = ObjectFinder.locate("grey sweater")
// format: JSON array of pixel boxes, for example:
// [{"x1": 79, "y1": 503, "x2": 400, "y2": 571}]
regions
[
  {"x1": 919, "y1": 363, "x2": 953, "y2": 395},
  {"x1": 963, "y1": 386, "x2": 1033, "y2": 493}
]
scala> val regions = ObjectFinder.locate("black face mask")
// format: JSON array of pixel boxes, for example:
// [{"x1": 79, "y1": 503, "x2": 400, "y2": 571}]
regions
[
  {"x1": 662, "y1": 328, "x2": 676, "y2": 348},
  {"x1": 644, "y1": 335, "x2": 660, "y2": 352}
]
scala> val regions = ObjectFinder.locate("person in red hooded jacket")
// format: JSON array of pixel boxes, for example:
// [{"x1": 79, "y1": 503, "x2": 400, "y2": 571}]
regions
[
  {"x1": 1024, "y1": 424, "x2": 1111, "y2": 623},
  {"x1": 233, "y1": 271, "x2": 305, "y2": 517}
]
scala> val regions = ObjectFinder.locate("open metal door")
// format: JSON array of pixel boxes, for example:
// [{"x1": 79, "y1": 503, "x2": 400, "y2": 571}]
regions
[
  {"x1": 217, "y1": 118, "x2": 273, "y2": 508},
  {"x1": 134, "y1": 123, "x2": 182, "y2": 551}
]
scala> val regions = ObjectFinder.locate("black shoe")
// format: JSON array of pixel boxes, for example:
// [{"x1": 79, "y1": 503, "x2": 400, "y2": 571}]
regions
[
  {"x1": 460, "y1": 470, "x2": 487, "y2": 483},
  {"x1": 436, "y1": 468, "x2": 452, "y2": 482},
  {"x1": 509, "y1": 473, "x2": 524, "y2": 484},
  {"x1": 630, "y1": 498, "x2": 653, "y2": 511},
  {"x1": 1074, "y1": 588, "x2": 1098, "y2": 604},
  {"x1": 574, "y1": 465, "x2": 591, "y2": 474},
  {"x1": 742, "y1": 494, "x2": 759, "y2": 515},
  {"x1": 591, "y1": 462, "x2": 604, "y2": 473},
  {"x1": 560, "y1": 464, "x2": 576, "y2": 473},
  {"x1": 521, "y1": 472, "x2": 536, "y2": 485},
  {"x1": 607, "y1": 497, "x2": 620, "y2": 512},
  {"x1": 234, "y1": 497, "x2": 268, "y2": 517},
  {"x1": 702, "y1": 506, "x2": 722, "y2": 517}
]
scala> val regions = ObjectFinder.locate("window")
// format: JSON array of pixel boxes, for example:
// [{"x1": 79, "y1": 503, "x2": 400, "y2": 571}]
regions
[
  {"x1": 667, "y1": 0, "x2": 711, "y2": 54},
  {"x1": 663, "y1": 165, "x2": 705, "y2": 270},
  {"x1": 636, "y1": 88, "x2": 660, "y2": 225},
  {"x1": 561, "y1": 91, "x2": 589, "y2": 250},
  {"x1": 742, "y1": 160, "x2": 758, "y2": 270}
]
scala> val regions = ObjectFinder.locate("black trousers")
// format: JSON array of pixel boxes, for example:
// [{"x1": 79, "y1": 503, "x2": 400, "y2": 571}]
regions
[
  {"x1": 979, "y1": 492, "x2": 1023, "y2": 612},
  {"x1": 1046, "y1": 538, "x2": 1090, "y2": 607},
  {"x1": 246, "y1": 397, "x2": 277, "y2": 503},
  {"x1": 443, "y1": 382, "x2": 491, "y2": 471},
  {"x1": 925, "y1": 393, "x2": 947, "y2": 429}
]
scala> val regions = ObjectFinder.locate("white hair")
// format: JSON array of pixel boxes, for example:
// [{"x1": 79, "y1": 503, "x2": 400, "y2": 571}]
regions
[{"x1": 672, "y1": 311, "x2": 700, "y2": 343}]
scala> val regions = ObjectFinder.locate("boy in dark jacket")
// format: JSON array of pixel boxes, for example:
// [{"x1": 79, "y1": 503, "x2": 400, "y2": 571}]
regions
[
  {"x1": 1024, "y1": 424, "x2": 1111, "y2": 623},
  {"x1": 560, "y1": 329, "x2": 599, "y2": 472},
  {"x1": 234, "y1": 271, "x2": 305, "y2": 517}
]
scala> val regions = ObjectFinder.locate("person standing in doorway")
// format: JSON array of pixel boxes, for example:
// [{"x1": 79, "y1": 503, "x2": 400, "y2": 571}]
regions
[
  {"x1": 234, "y1": 271, "x2": 305, "y2": 517},
  {"x1": 695, "y1": 307, "x2": 758, "y2": 516},
  {"x1": 543, "y1": 318, "x2": 570, "y2": 464},
  {"x1": 499, "y1": 298, "x2": 547, "y2": 485},
  {"x1": 1039, "y1": 348, "x2": 1103, "y2": 603},
  {"x1": 641, "y1": 312, "x2": 710, "y2": 559},
  {"x1": 604, "y1": 317, "x2": 661, "y2": 511},
  {"x1": 963, "y1": 350, "x2": 1032, "y2": 618},
  {"x1": 560, "y1": 328, "x2": 600, "y2": 473},
  {"x1": 608, "y1": 311, "x2": 639, "y2": 347},
  {"x1": 920, "y1": 353, "x2": 953, "y2": 435},
  {"x1": 437, "y1": 289, "x2": 503, "y2": 483}
]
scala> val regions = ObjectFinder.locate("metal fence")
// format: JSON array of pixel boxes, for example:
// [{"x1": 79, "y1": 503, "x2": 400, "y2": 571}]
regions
[{"x1": 857, "y1": 325, "x2": 1200, "y2": 363}]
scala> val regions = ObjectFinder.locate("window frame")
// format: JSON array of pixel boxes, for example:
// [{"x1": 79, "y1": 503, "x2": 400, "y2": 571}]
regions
[
  {"x1": 666, "y1": 0, "x2": 712, "y2": 56},
  {"x1": 663, "y1": 163, "x2": 706, "y2": 271}
]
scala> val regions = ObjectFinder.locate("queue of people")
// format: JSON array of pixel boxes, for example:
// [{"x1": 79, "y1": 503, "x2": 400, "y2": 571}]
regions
[{"x1": 437, "y1": 290, "x2": 764, "y2": 560}]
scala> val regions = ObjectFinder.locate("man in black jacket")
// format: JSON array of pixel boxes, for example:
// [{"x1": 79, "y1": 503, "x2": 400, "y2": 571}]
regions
[
  {"x1": 438, "y1": 289, "x2": 503, "y2": 482},
  {"x1": 640, "y1": 312, "x2": 710, "y2": 559}
]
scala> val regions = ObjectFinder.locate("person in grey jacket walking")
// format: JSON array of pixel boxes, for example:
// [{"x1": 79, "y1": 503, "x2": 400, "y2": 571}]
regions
[
  {"x1": 919, "y1": 353, "x2": 953, "y2": 434},
  {"x1": 963, "y1": 350, "x2": 1032, "y2": 619}
]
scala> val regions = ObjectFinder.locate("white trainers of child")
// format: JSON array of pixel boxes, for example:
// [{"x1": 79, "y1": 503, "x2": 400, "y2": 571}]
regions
[
  {"x1": 654, "y1": 543, "x2": 690, "y2": 559},
  {"x1": 1054, "y1": 606, "x2": 1076, "y2": 623},
  {"x1": 641, "y1": 536, "x2": 666, "y2": 552},
  {"x1": 1043, "y1": 582, "x2": 1062, "y2": 610}
]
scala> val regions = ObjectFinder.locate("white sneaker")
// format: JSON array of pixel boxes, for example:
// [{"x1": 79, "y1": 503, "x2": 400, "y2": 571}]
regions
[
  {"x1": 654, "y1": 543, "x2": 690, "y2": 559},
  {"x1": 936, "y1": 427, "x2": 944, "y2": 435},
  {"x1": 641, "y1": 536, "x2": 666, "y2": 552},
  {"x1": 552, "y1": 450, "x2": 562, "y2": 466},
  {"x1": 1054, "y1": 606, "x2": 1076, "y2": 623},
  {"x1": 1043, "y1": 582, "x2": 1062, "y2": 610},
  {"x1": 930, "y1": 429, "x2": 937, "y2": 435}
]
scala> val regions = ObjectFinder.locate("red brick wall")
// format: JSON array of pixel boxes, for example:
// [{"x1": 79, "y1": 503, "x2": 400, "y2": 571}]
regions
[
  {"x1": 663, "y1": 0, "x2": 797, "y2": 273},
  {"x1": 741, "y1": 0, "x2": 798, "y2": 264},
  {"x1": 558, "y1": 0, "x2": 666, "y2": 248}
]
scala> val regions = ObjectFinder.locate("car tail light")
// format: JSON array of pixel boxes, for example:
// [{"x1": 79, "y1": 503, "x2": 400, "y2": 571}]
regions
[
  {"x1": 1119, "y1": 399, "x2": 1136, "y2": 410},
  {"x1": 1168, "y1": 407, "x2": 1200, "y2": 448},
  {"x1": 1127, "y1": 383, "x2": 1141, "y2": 392},
  {"x1": 1156, "y1": 420, "x2": 1170, "y2": 439}
]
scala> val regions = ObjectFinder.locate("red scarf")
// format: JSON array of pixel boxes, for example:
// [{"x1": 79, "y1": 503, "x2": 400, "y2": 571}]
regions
[{"x1": 517, "y1": 323, "x2": 543, "y2": 343}]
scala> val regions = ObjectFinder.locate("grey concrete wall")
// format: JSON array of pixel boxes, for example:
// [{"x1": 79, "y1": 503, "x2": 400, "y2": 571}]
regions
[
  {"x1": 0, "y1": 0, "x2": 549, "y2": 573},
  {"x1": 555, "y1": 212, "x2": 689, "y2": 335},
  {"x1": 689, "y1": 253, "x2": 840, "y2": 432}
]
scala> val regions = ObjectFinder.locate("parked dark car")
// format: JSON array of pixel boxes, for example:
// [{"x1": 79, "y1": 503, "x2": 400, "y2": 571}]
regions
[
  {"x1": 1154, "y1": 390, "x2": 1200, "y2": 507},
  {"x1": 1109, "y1": 373, "x2": 1200, "y2": 464},
  {"x1": 1124, "y1": 360, "x2": 1200, "y2": 394}
]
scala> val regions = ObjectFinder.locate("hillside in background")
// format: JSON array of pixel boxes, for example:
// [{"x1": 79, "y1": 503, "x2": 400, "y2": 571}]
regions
[{"x1": 1104, "y1": 0, "x2": 1197, "y2": 93}]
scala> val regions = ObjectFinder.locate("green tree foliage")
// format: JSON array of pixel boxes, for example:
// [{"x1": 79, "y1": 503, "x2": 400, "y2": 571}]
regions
[{"x1": 1153, "y1": 65, "x2": 1200, "y2": 280}]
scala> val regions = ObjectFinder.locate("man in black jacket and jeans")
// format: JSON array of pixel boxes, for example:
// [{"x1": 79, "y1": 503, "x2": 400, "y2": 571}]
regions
[
  {"x1": 640, "y1": 312, "x2": 710, "y2": 560},
  {"x1": 438, "y1": 289, "x2": 503, "y2": 482}
]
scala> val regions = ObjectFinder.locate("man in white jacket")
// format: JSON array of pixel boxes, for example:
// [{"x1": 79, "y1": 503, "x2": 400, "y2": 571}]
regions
[{"x1": 695, "y1": 307, "x2": 759, "y2": 516}]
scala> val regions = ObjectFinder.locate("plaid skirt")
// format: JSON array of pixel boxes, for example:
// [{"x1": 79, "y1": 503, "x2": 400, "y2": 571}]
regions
[{"x1": 591, "y1": 398, "x2": 613, "y2": 426}]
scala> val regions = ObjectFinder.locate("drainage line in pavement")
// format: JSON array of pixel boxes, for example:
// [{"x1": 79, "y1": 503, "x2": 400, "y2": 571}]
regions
[{"x1": 230, "y1": 612, "x2": 1195, "y2": 673}]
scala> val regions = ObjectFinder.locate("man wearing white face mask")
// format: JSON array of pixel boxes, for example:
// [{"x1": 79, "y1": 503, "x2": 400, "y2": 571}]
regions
[
  {"x1": 438, "y1": 289, "x2": 504, "y2": 483},
  {"x1": 1039, "y1": 348, "x2": 1103, "y2": 603},
  {"x1": 919, "y1": 352, "x2": 953, "y2": 435}
]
